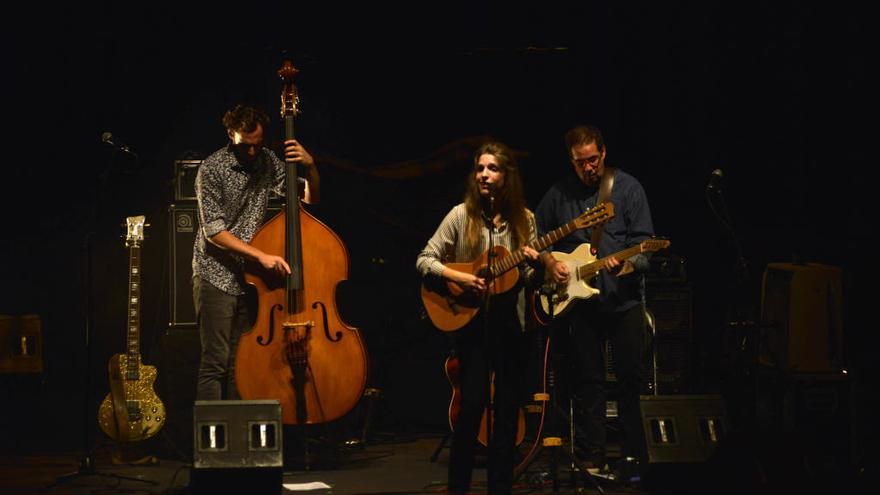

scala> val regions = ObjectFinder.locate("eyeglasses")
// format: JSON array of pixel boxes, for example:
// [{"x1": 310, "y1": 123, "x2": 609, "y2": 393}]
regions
[{"x1": 571, "y1": 155, "x2": 601, "y2": 167}]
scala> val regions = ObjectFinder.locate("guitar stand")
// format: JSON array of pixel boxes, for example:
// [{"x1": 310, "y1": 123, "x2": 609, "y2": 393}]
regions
[
  {"x1": 344, "y1": 386, "x2": 384, "y2": 450},
  {"x1": 430, "y1": 431, "x2": 451, "y2": 462},
  {"x1": 516, "y1": 289, "x2": 605, "y2": 494},
  {"x1": 47, "y1": 151, "x2": 155, "y2": 491},
  {"x1": 48, "y1": 454, "x2": 159, "y2": 489}
]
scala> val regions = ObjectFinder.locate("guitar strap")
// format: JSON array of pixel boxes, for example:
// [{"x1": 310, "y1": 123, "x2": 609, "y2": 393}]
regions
[
  {"x1": 109, "y1": 355, "x2": 130, "y2": 441},
  {"x1": 590, "y1": 166, "x2": 614, "y2": 255}
]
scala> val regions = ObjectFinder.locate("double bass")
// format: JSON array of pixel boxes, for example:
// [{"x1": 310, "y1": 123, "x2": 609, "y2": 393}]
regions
[{"x1": 235, "y1": 60, "x2": 368, "y2": 425}]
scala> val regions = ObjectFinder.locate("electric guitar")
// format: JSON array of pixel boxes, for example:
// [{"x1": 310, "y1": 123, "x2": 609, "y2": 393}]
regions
[
  {"x1": 97, "y1": 216, "x2": 166, "y2": 442},
  {"x1": 539, "y1": 238, "x2": 671, "y2": 317},
  {"x1": 445, "y1": 355, "x2": 525, "y2": 446},
  {"x1": 421, "y1": 203, "x2": 614, "y2": 332}
]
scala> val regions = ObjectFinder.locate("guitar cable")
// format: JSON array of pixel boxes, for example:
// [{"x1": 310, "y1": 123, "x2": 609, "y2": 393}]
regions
[{"x1": 531, "y1": 290, "x2": 552, "y2": 327}]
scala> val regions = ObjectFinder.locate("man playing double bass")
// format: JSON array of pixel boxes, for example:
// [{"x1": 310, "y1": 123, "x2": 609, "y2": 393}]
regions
[{"x1": 192, "y1": 104, "x2": 320, "y2": 401}]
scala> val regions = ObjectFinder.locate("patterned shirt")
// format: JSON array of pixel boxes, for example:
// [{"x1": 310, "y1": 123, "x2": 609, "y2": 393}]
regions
[
  {"x1": 192, "y1": 144, "x2": 297, "y2": 295},
  {"x1": 416, "y1": 203, "x2": 540, "y2": 329}
]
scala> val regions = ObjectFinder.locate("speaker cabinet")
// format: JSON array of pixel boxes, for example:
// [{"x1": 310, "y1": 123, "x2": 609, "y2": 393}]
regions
[
  {"x1": 174, "y1": 160, "x2": 202, "y2": 201},
  {"x1": 600, "y1": 285, "x2": 691, "y2": 396},
  {"x1": 191, "y1": 400, "x2": 283, "y2": 494},
  {"x1": 169, "y1": 204, "x2": 198, "y2": 327},
  {"x1": 755, "y1": 369, "x2": 855, "y2": 469},
  {"x1": 155, "y1": 326, "x2": 200, "y2": 460},
  {"x1": 640, "y1": 394, "x2": 728, "y2": 463},
  {"x1": 174, "y1": 161, "x2": 282, "y2": 203},
  {"x1": 646, "y1": 285, "x2": 692, "y2": 393},
  {"x1": 760, "y1": 263, "x2": 843, "y2": 372},
  {"x1": 168, "y1": 203, "x2": 282, "y2": 328}
]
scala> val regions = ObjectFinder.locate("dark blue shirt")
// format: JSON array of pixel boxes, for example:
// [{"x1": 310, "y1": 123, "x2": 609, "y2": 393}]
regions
[{"x1": 535, "y1": 168, "x2": 654, "y2": 312}]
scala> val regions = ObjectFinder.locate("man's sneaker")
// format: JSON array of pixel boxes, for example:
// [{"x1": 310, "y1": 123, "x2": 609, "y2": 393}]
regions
[
  {"x1": 613, "y1": 456, "x2": 645, "y2": 487},
  {"x1": 573, "y1": 445, "x2": 606, "y2": 470},
  {"x1": 585, "y1": 462, "x2": 616, "y2": 481}
]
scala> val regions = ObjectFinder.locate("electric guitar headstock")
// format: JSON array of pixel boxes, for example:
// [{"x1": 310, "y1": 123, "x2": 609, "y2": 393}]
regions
[
  {"x1": 125, "y1": 216, "x2": 146, "y2": 247},
  {"x1": 640, "y1": 238, "x2": 671, "y2": 252}
]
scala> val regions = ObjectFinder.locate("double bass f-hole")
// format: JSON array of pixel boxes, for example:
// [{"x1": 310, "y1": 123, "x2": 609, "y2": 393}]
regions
[
  {"x1": 259, "y1": 303, "x2": 285, "y2": 346},
  {"x1": 312, "y1": 301, "x2": 342, "y2": 342},
  {"x1": 260, "y1": 302, "x2": 341, "y2": 346}
]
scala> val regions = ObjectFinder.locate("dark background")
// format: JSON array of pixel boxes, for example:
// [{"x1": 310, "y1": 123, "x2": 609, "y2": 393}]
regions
[{"x1": 1, "y1": 0, "x2": 872, "y2": 471}]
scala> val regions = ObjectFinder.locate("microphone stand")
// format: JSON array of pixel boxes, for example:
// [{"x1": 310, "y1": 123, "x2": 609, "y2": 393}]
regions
[
  {"x1": 481, "y1": 195, "x2": 496, "y2": 481},
  {"x1": 706, "y1": 181, "x2": 750, "y2": 321},
  {"x1": 48, "y1": 146, "x2": 155, "y2": 489},
  {"x1": 514, "y1": 285, "x2": 604, "y2": 494},
  {"x1": 706, "y1": 178, "x2": 760, "y2": 429}
]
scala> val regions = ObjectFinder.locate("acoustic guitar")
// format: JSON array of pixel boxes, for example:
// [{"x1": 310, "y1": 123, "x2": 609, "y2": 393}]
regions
[
  {"x1": 539, "y1": 238, "x2": 671, "y2": 316},
  {"x1": 97, "y1": 216, "x2": 166, "y2": 442},
  {"x1": 421, "y1": 203, "x2": 614, "y2": 331}
]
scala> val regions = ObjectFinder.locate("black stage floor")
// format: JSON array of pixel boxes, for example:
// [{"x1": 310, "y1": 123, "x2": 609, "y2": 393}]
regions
[
  {"x1": 1, "y1": 433, "x2": 870, "y2": 495},
  {"x1": 0, "y1": 434, "x2": 668, "y2": 495}
]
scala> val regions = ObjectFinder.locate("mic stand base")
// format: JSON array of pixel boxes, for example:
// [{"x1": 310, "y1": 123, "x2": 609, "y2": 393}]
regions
[
  {"x1": 522, "y1": 442, "x2": 607, "y2": 494},
  {"x1": 47, "y1": 451, "x2": 158, "y2": 489},
  {"x1": 515, "y1": 299, "x2": 605, "y2": 495}
]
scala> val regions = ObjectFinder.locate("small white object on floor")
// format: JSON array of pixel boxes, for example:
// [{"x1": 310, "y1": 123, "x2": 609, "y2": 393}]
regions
[{"x1": 283, "y1": 481, "x2": 332, "y2": 491}]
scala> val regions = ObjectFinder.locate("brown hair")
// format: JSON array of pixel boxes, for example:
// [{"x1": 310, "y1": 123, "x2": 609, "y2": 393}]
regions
[
  {"x1": 463, "y1": 141, "x2": 530, "y2": 254},
  {"x1": 222, "y1": 104, "x2": 270, "y2": 134}
]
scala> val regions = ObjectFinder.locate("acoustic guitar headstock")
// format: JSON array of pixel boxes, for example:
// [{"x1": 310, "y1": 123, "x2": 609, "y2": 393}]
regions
[{"x1": 574, "y1": 202, "x2": 615, "y2": 230}]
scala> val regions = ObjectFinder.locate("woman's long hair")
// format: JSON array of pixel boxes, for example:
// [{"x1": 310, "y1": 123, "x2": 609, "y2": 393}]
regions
[{"x1": 463, "y1": 141, "x2": 530, "y2": 255}]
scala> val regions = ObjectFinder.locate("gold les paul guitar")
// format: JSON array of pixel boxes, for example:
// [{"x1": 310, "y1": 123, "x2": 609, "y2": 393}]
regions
[
  {"x1": 421, "y1": 203, "x2": 614, "y2": 331},
  {"x1": 539, "y1": 238, "x2": 671, "y2": 317},
  {"x1": 98, "y1": 216, "x2": 166, "y2": 442}
]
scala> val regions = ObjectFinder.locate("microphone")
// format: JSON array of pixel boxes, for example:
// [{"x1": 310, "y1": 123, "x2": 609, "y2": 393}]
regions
[
  {"x1": 706, "y1": 168, "x2": 723, "y2": 190},
  {"x1": 480, "y1": 182, "x2": 496, "y2": 226},
  {"x1": 101, "y1": 132, "x2": 137, "y2": 157}
]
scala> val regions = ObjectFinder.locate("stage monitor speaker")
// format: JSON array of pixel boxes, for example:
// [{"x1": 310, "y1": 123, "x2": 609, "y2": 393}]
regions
[
  {"x1": 191, "y1": 400, "x2": 283, "y2": 494},
  {"x1": 640, "y1": 394, "x2": 728, "y2": 464},
  {"x1": 760, "y1": 263, "x2": 843, "y2": 372},
  {"x1": 168, "y1": 203, "x2": 282, "y2": 328}
]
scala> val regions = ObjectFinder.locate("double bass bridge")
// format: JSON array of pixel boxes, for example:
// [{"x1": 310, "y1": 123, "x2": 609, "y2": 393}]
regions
[
  {"x1": 283, "y1": 321, "x2": 314, "y2": 349},
  {"x1": 283, "y1": 321, "x2": 315, "y2": 332}
]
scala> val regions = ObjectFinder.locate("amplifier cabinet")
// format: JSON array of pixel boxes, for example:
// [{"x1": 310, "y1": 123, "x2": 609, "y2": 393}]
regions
[
  {"x1": 760, "y1": 263, "x2": 843, "y2": 372},
  {"x1": 169, "y1": 204, "x2": 198, "y2": 327},
  {"x1": 168, "y1": 203, "x2": 283, "y2": 328},
  {"x1": 174, "y1": 160, "x2": 202, "y2": 201},
  {"x1": 174, "y1": 160, "x2": 282, "y2": 202},
  {"x1": 647, "y1": 285, "x2": 693, "y2": 394}
]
